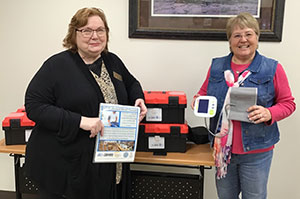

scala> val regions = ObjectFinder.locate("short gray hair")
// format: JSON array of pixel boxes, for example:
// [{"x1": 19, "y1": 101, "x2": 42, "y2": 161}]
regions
[{"x1": 226, "y1": 12, "x2": 260, "y2": 40}]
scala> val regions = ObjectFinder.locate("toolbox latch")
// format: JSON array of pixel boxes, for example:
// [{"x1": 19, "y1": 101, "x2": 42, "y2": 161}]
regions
[
  {"x1": 168, "y1": 96, "x2": 179, "y2": 106},
  {"x1": 170, "y1": 126, "x2": 180, "y2": 137},
  {"x1": 10, "y1": 119, "x2": 21, "y2": 129}
]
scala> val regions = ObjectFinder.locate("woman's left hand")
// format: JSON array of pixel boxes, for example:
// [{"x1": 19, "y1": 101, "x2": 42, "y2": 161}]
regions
[
  {"x1": 191, "y1": 94, "x2": 200, "y2": 110},
  {"x1": 135, "y1": 98, "x2": 147, "y2": 122},
  {"x1": 247, "y1": 105, "x2": 272, "y2": 124}
]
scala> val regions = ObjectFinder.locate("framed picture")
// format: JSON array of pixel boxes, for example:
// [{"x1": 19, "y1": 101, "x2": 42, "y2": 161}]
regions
[{"x1": 129, "y1": 0, "x2": 285, "y2": 41}]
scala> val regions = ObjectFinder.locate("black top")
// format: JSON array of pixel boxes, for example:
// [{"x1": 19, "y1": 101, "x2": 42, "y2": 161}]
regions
[
  {"x1": 24, "y1": 50, "x2": 144, "y2": 199},
  {"x1": 87, "y1": 56, "x2": 102, "y2": 76}
]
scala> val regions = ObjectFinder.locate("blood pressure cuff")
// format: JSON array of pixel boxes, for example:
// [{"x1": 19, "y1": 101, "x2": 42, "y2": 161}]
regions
[{"x1": 187, "y1": 126, "x2": 210, "y2": 145}]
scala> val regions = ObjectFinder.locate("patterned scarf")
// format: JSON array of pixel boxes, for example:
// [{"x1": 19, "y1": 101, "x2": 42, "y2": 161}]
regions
[
  {"x1": 90, "y1": 61, "x2": 123, "y2": 184},
  {"x1": 213, "y1": 69, "x2": 251, "y2": 179}
]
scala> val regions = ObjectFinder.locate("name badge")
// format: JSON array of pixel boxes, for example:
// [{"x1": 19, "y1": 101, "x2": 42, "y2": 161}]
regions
[{"x1": 113, "y1": 71, "x2": 123, "y2": 81}]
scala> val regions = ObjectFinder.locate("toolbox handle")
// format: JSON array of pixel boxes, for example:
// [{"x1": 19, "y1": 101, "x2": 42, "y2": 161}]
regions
[{"x1": 146, "y1": 91, "x2": 166, "y2": 94}]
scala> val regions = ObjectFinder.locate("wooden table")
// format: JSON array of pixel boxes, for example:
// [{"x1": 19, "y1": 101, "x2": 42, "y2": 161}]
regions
[
  {"x1": 0, "y1": 139, "x2": 214, "y2": 166},
  {"x1": 0, "y1": 139, "x2": 214, "y2": 199},
  {"x1": 0, "y1": 139, "x2": 25, "y2": 154},
  {"x1": 134, "y1": 143, "x2": 214, "y2": 166}
]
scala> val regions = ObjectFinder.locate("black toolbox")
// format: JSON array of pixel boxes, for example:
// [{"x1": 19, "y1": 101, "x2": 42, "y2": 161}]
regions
[
  {"x1": 137, "y1": 123, "x2": 188, "y2": 155},
  {"x1": 142, "y1": 91, "x2": 187, "y2": 124},
  {"x1": 2, "y1": 106, "x2": 35, "y2": 145}
]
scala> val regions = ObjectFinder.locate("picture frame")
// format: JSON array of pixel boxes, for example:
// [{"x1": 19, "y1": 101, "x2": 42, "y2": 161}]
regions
[{"x1": 129, "y1": 0, "x2": 285, "y2": 42}]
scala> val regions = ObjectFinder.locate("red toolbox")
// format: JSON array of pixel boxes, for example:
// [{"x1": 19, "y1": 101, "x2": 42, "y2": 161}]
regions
[
  {"x1": 137, "y1": 123, "x2": 188, "y2": 155},
  {"x1": 2, "y1": 109, "x2": 35, "y2": 145},
  {"x1": 142, "y1": 91, "x2": 187, "y2": 124}
]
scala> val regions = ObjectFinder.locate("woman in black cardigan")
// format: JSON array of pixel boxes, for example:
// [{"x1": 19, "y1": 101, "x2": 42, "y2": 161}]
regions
[{"x1": 24, "y1": 7, "x2": 147, "y2": 199}]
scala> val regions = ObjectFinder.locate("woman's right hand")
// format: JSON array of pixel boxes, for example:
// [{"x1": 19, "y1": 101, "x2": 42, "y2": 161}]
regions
[{"x1": 80, "y1": 116, "x2": 104, "y2": 138}]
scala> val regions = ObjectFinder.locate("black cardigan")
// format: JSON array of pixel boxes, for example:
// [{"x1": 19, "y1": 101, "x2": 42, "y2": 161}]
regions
[{"x1": 24, "y1": 50, "x2": 144, "y2": 198}]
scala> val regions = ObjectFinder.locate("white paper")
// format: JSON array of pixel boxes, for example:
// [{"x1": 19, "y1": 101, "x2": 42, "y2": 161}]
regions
[
  {"x1": 146, "y1": 108, "x2": 162, "y2": 122},
  {"x1": 148, "y1": 136, "x2": 165, "y2": 149},
  {"x1": 93, "y1": 103, "x2": 140, "y2": 163}
]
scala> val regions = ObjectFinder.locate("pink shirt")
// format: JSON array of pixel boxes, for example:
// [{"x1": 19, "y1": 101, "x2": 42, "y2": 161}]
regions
[{"x1": 196, "y1": 62, "x2": 296, "y2": 154}]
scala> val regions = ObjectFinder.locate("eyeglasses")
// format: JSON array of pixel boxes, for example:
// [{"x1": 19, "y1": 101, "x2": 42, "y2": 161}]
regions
[
  {"x1": 76, "y1": 28, "x2": 106, "y2": 38},
  {"x1": 231, "y1": 32, "x2": 256, "y2": 40}
]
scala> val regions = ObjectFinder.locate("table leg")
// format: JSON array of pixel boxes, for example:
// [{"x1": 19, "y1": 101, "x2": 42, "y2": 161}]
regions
[
  {"x1": 14, "y1": 155, "x2": 22, "y2": 199},
  {"x1": 199, "y1": 166, "x2": 204, "y2": 199}
]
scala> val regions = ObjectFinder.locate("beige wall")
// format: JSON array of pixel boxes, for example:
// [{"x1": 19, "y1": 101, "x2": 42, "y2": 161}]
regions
[{"x1": 0, "y1": 0, "x2": 299, "y2": 198}]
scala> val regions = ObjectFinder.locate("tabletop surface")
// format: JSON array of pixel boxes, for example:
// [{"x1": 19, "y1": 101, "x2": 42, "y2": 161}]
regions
[
  {"x1": 0, "y1": 139, "x2": 26, "y2": 155},
  {"x1": 134, "y1": 143, "x2": 215, "y2": 166},
  {"x1": 0, "y1": 139, "x2": 215, "y2": 167}
]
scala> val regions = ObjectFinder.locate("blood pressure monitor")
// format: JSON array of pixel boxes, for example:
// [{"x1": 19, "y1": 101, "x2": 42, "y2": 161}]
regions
[{"x1": 193, "y1": 96, "x2": 217, "y2": 118}]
